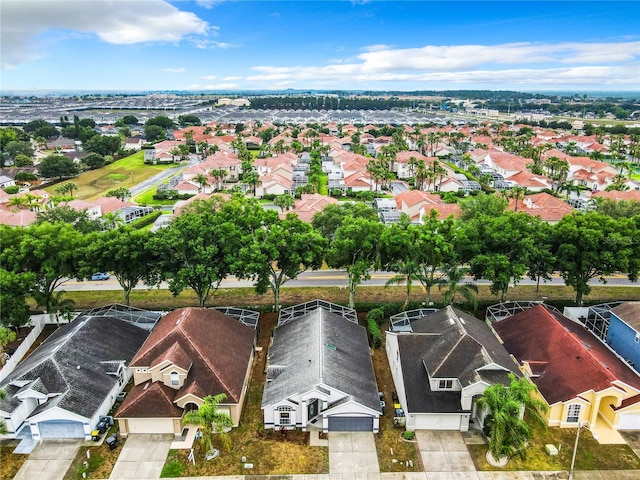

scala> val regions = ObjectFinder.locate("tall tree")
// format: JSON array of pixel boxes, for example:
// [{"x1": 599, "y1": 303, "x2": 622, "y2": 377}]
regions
[
  {"x1": 38, "y1": 154, "x2": 80, "y2": 179},
  {"x1": 152, "y1": 211, "x2": 241, "y2": 307},
  {"x1": 553, "y1": 212, "x2": 639, "y2": 305},
  {"x1": 0, "y1": 223, "x2": 83, "y2": 315},
  {"x1": 84, "y1": 228, "x2": 158, "y2": 305},
  {"x1": 326, "y1": 218, "x2": 383, "y2": 309},
  {"x1": 273, "y1": 193, "x2": 295, "y2": 212},
  {"x1": 237, "y1": 214, "x2": 326, "y2": 311},
  {"x1": 0, "y1": 269, "x2": 35, "y2": 329}
]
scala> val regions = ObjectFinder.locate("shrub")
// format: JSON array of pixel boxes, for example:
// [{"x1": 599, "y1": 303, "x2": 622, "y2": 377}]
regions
[
  {"x1": 127, "y1": 211, "x2": 162, "y2": 230},
  {"x1": 367, "y1": 307, "x2": 385, "y2": 327},
  {"x1": 368, "y1": 318, "x2": 382, "y2": 348},
  {"x1": 15, "y1": 172, "x2": 38, "y2": 182},
  {"x1": 3, "y1": 186, "x2": 19, "y2": 194},
  {"x1": 403, "y1": 431, "x2": 415, "y2": 440}
]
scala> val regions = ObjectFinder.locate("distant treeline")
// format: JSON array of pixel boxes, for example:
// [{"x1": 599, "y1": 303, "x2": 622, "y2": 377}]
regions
[{"x1": 250, "y1": 96, "x2": 417, "y2": 111}]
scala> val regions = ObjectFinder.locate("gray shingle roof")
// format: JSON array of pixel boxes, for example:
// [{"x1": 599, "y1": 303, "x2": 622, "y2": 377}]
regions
[
  {"x1": 262, "y1": 307, "x2": 380, "y2": 412},
  {"x1": 0, "y1": 315, "x2": 148, "y2": 419}
]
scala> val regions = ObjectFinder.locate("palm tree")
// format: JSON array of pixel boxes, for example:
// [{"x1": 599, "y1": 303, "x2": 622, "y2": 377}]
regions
[
  {"x1": 183, "y1": 393, "x2": 233, "y2": 455},
  {"x1": 440, "y1": 263, "x2": 478, "y2": 310},
  {"x1": 39, "y1": 290, "x2": 75, "y2": 326},
  {"x1": 210, "y1": 169, "x2": 226, "y2": 191},
  {"x1": 509, "y1": 186, "x2": 526, "y2": 213},
  {"x1": 102, "y1": 211, "x2": 125, "y2": 230},
  {"x1": 476, "y1": 374, "x2": 548, "y2": 461},
  {"x1": 385, "y1": 259, "x2": 421, "y2": 310},
  {"x1": 194, "y1": 174, "x2": 209, "y2": 193}
]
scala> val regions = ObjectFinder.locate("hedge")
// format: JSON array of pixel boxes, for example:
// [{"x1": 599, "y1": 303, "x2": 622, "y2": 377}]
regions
[
  {"x1": 128, "y1": 210, "x2": 162, "y2": 230},
  {"x1": 368, "y1": 318, "x2": 382, "y2": 348},
  {"x1": 366, "y1": 307, "x2": 385, "y2": 327}
]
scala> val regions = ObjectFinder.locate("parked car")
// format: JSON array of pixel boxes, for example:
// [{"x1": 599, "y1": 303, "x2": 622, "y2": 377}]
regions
[{"x1": 91, "y1": 272, "x2": 110, "y2": 281}]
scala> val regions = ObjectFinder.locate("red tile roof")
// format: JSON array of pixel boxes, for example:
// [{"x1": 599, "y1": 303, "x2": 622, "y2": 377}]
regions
[
  {"x1": 116, "y1": 381, "x2": 183, "y2": 418},
  {"x1": 493, "y1": 305, "x2": 640, "y2": 405}
]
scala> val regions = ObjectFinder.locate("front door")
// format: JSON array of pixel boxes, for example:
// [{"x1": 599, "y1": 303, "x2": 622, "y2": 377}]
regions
[{"x1": 308, "y1": 399, "x2": 319, "y2": 423}]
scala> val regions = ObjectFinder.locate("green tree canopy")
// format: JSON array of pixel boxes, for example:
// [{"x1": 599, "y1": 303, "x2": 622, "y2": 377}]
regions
[
  {"x1": 38, "y1": 154, "x2": 80, "y2": 179},
  {"x1": 84, "y1": 135, "x2": 122, "y2": 156},
  {"x1": 0, "y1": 269, "x2": 35, "y2": 329}
]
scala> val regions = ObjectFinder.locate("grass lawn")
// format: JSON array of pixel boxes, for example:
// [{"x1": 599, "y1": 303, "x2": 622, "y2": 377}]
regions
[
  {"x1": 45, "y1": 151, "x2": 179, "y2": 201},
  {"x1": 469, "y1": 419, "x2": 640, "y2": 471},
  {"x1": 57, "y1": 283, "x2": 640, "y2": 313},
  {"x1": 159, "y1": 312, "x2": 329, "y2": 476},
  {"x1": 0, "y1": 443, "x2": 28, "y2": 480},
  {"x1": 133, "y1": 187, "x2": 177, "y2": 206},
  {"x1": 372, "y1": 318, "x2": 420, "y2": 473}
]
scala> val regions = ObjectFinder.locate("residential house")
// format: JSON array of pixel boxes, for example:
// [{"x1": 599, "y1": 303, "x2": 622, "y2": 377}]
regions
[
  {"x1": 45, "y1": 137, "x2": 77, "y2": 152},
  {"x1": 506, "y1": 192, "x2": 574, "y2": 224},
  {"x1": 0, "y1": 209, "x2": 37, "y2": 226},
  {"x1": 59, "y1": 199, "x2": 102, "y2": 220},
  {"x1": 286, "y1": 194, "x2": 338, "y2": 223},
  {"x1": 606, "y1": 302, "x2": 640, "y2": 374},
  {"x1": 262, "y1": 300, "x2": 381, "y2": 432},
  {"x1": 0, "y1": 175, "x2": 16, "y2": 188},
  {"x1": 493, "y1": 304, "x2": 640, "y2": 433},
  {"x1": 0, "y1": 313, "x2": 149, "y2": 440},
  {"x1": 116, "y1": 307, "x2": 257, "y2": 435},
  {"x1": 386, "y1": 307, "x2": 520, "y2": 431}
]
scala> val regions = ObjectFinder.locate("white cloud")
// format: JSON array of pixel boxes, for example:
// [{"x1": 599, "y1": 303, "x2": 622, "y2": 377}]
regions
[
  {"x1": 361, "y1": 44, "x2": 394, "y2": 53},
  {"x1": 202, "y1": 75, "x2": 218, "y2": 80},
  {"x1": 192, "y1": 39, "x2": 240, "y2": 49},
  {"x1": 223, "y1": 76, "x2": 243, "y2": 80},
  {"x1": 1, "y1": 0, "x2": 209, "y2": 69},
  {"x1": 196, "y1": 0, "x2": 223, "y2": 9},
  {"x1": 191, "y1": 83, "x2": 240, "y2": 90},
  {"x1": 243, "y1": 41, "x2": 640, "y2": 88},
  {"x1": 163, "y1": 67, "x2": 186, "y2": 73}
]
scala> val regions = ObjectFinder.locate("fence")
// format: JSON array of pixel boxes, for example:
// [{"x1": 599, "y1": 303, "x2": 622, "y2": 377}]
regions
[{"x1": 0, "y1": 313, "x2": 77, "y2": 383}]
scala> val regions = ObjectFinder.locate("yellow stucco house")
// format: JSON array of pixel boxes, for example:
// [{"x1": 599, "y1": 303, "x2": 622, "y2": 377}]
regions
[{"x1": 493, "y1": 305, "x2": 640, "y2": 438}]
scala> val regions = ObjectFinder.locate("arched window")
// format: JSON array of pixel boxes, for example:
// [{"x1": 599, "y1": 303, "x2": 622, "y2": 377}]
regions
[
  {"x1": 170, "y1": 371, "x2": 179, "y2": 387},
  {"x1": 184, "y1": 402, "x2": 198, "y2": 413}
]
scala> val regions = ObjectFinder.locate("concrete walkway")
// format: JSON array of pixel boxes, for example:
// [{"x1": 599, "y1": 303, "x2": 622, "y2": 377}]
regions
[
  {"x1": 109, "y1": 433, "x2": 173, "y2": 479},
  {"x1": 13, "y1": 439, "x2": 82, "y2": 480}
]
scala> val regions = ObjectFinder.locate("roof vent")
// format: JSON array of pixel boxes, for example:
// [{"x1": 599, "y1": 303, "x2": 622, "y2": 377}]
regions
[{"x1": 143, "y1": 382, "x2": 149, "y2": 390}]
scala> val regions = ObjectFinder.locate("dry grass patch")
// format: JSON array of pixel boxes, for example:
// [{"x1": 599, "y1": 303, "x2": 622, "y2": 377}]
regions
[
  {"x1": 159, "y1": 313, "x2": 328, "y2": 476},
  {"x1": 371, "y1": 319, "x2": 420, "y2": 473},
  {"x1": 0, "y1": 443, "x2": 28, "y2": 480},
  {"x1": 469, "y1": 420, "x2": 640, "y2": 471},
  {"x1": 62, "y1": 434, "x2": 125, "y2": 480}
]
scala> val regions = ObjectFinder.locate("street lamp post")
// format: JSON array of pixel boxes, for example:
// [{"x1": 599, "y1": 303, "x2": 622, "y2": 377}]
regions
[{"x1": 569, "y1": 422, "x2": 598, "y2": 480}]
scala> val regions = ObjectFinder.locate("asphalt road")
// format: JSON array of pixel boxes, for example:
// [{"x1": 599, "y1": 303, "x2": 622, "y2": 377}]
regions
[{"x1": 60, "y1": 270, "x2": 640, "y2": 292}]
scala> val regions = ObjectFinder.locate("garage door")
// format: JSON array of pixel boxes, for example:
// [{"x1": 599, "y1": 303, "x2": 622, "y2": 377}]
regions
[
  {"x1": 618, "y1": 413, "x2": 640, "y2": 430},
  {"x1": 127, "y1": 418, "x2": 175, "y2": 434},
  {"x1": 328, "y1": 416, "x2": 373, "y2": 431},
  {"x1": 38, "y1": 420, "x2": 85, "y2": 439}
]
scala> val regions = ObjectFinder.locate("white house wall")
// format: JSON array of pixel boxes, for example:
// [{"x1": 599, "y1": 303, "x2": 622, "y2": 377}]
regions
[
  {"x1": 385, "y1": 333, "x2": 409, "y2": 412},
  {"x1": 1, "y1": 397, "x2": 36, "y2": 437}
]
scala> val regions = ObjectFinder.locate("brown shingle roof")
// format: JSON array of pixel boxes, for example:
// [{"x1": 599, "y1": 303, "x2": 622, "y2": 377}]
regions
[
  {"x1": 116, "y1": 381, "x2": 183, "y2": 418},
  {"x1": 131, "y1": 308, "x2": 255, "y2": 403},
  {"x1": 611, "y1": 302, "x2": 640, "y2": 331}
]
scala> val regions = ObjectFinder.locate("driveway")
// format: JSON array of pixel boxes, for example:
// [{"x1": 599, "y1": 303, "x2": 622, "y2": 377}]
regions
[
  {"x1": 109, "y1": 434, "x2": 172, "y2": 479},
  {"x1": 13, "y1": 439, "x2": 82, "y2": 480},
  {"x1": 328, "y1": 431, "x2": 379, "y2": 475},
  {"x1": 416, "y1": 430, "x2": 476, "y2": 473}
]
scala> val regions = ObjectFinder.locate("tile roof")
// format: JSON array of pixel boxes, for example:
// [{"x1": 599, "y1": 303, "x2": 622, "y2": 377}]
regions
[
  {"x1": 493, "y1": 305, "x2": 640, "y2": 405},
  {"x1": 131, "y1": 308, "x2": 255, "y2": 403}
]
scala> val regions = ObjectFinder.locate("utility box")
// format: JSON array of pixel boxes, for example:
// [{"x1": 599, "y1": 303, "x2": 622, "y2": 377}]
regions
[{"x1": 545, "y1": 444, "x2": 559, "y2": 456}]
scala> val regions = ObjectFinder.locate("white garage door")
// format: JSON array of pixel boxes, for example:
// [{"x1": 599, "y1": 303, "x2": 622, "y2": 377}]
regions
[
  {"x1": 38, "y1": 420, "x2": 85, "y2": 438},
  {"x1": 618, "y1": 413, "x2": 640, "y2": 430},
  {"x1": 127, "y1": 418, "x2": 175, "y2": 434}
]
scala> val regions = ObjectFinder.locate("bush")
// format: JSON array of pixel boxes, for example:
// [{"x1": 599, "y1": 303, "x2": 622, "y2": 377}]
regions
[
  {"x1": 127, "y1": 211, "x2": 162, "y2": 230},
  {"x1": 368, "y1": 318, "x2": 382, "y2": 348},
  {"x1": 3, "y1": 186, "x2": 19, "y2": 194},
  {"x1": 403, "y1": 431, "x2": 415, "y2": 440},
  {"x1": 153, "y1": 190, "x2": 194, "y2": 201},
  {"x1": 15, "y1": 172, "x2": 38, "y2": 182},
  {"x1": 367, "y1": 307, "x2": 385, "y2": 326}
]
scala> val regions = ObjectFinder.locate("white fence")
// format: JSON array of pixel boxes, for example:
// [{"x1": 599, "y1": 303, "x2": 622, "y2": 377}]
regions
[{"x1": 0, "y1": 313, "x2": 77, "y2": 383}]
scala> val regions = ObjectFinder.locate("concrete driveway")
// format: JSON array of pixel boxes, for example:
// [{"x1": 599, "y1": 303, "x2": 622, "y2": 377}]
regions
[
  {"x1": 109, "y1": 434, "x2": 172, "y2": 479},
  {"x1": 329, "y1": 431, "x2": 379, "y2": 475},
  {"x1": 13, "y1": 439, "x2": 82, "y2": 480},
  {"x1": 416, "y1": 430, "x2": 476, "y2": 473}
]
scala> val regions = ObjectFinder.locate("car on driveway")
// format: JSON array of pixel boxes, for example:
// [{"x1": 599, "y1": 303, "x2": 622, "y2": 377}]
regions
[{"x1": 91, "y1": 272, "x2": 110, "y2": 281}]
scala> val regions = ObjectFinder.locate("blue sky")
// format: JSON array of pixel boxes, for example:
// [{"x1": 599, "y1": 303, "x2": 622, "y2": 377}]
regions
[{"x1": 1, "y1": 1, "x2": 639, "y2": 92}]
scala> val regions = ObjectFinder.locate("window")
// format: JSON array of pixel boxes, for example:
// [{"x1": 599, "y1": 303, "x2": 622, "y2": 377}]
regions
[
  {"x1": 278, "y1": 406, "x2": 292, "y2": 425},
  {"x1": 170, "y1": 371, "x2": 179, "y2": 387},
  {"x1": 438, "y1": 379, "x2": 453, "y2": 390},
  {"x1": 566, "y1": 404, "x2": 581, "y2": 423}
]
